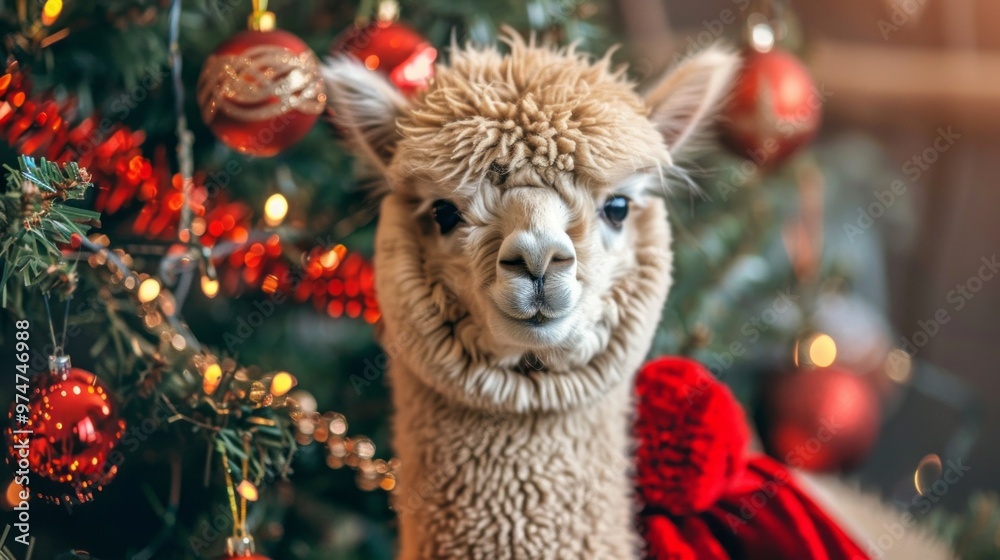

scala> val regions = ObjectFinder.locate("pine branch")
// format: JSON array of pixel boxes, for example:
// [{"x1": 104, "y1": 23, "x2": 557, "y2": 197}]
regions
[{"x1": 0, "y1": 155, "x2": 99, "y2": 304}]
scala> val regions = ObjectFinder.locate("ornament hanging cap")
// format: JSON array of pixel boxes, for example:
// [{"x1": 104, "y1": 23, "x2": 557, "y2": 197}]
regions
[
  {"x1": 744, "y1": 0, "x2": 785, "y2": 53},
  {"x1": 248, "y1": 0, "x2": 275, "y2": 31},
  {"x1": 226, "y1": 535, "x2": 256, "y2": 556},
  {"x1": 49, "y1": 353, "x2": 71, "y2": 377},
  {"x1": 355, "y1": 0, "x2": 399, "y2": 26}
]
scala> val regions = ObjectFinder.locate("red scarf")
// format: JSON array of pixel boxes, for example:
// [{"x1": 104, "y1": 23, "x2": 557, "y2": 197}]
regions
[{"x1": 634, "y1": 357, "x2": 870, "y2": 560}]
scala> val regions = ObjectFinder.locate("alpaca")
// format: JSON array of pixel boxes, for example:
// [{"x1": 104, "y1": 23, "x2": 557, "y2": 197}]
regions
[
  {"x1": 324, "y1": 34, "x2": 731, "y2": 559},
  {"x1": 322, "y1": 35, "x2": 953, "y2": 560}
]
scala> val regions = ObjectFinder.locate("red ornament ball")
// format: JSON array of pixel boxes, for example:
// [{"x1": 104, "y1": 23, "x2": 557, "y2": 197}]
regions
[
  {"x1": 5, "y1": 367, "x2": 126, "y2": 504},
  {"x1": 760, "y1": 367, "x2": 880, "y2": 472},
  {"x1": 633, "y1": 357, "x2": 749, "y2": 515},
  {"x1": 331, "y1": 21, "x2": 437, "y2": 95},
  {"x1": 718, "y1": 48, "x2": 821, "y2": 166},
  {"x1": 198, "y1": 29, "x2": 327, "y2": 157},
  {"x1": 220, "y1": 556, "x2": 270, "y2": 560}
]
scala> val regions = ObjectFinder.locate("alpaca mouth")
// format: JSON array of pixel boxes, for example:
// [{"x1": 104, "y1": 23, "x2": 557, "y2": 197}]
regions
[
  {"x1": 491, "y1": 305, "x2": 575, "y2": 350},
  {"x1": 500, "y1": 308, "x2": 566, "y2": 327},
  {"x1": 528, "y1": 312, "x2": 548, "y2": 325}
]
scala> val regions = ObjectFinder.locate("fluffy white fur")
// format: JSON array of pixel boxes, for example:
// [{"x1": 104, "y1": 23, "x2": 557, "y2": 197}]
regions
[
  {"x1": 802, "y1": 475, "x2": 956, "y2": 560},
  {"x1": 323, "y1": 33, "x2": 954, "y2": 560}
]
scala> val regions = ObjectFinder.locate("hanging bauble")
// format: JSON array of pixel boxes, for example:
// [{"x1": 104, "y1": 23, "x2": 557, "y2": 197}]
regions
[
  {"x1": 330, "y1": 20, "x2": 437, "y2": 95},
  {"x1": 759, "y1": 367, "x2": 880, "y2": 472},
  {"x1": 197, "y1": 8, "x2": 326, "y2": 157},
  {"x1": 5, "y1": 355, "x2": 126, "y2": 504},
  {"x1": 718, "y1": 47, "x2": 821, "y2": 166}
]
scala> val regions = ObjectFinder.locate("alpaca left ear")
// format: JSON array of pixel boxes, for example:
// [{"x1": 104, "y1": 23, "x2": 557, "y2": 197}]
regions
[
  {"x1": 321, "y1": 57, "x2": 410, "y2": 173},
  {"x1": 643, "y1": 45, "x2": 741, "y2": 159}
]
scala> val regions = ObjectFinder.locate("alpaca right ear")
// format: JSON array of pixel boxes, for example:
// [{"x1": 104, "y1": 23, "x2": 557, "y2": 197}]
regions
[
  {"x1": 643, "y1": 45, "x2": 741, "y2": 160},
  {"x1": 322, "y1": 57, "x2": 410, "y2": 172}
]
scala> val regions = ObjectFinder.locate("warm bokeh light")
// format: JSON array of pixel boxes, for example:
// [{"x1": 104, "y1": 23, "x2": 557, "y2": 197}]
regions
[
  {"x1": 885, "y1": 348, "x2": 913, "y2": 383},
  {"x1": 319, "y1": 245, "x2": 345, "y2": 269},
  {"x1": 5, "y1": 480, "x2": 26, "y2": 508},
  {"x1": 750, "y1": 22, "x2": 775, "y2": 52},
  {"x1": 270, "y1": 372, "x2": 296, "y2": 397},
  {"x1": 236, "y1": 480, "x2": 259, "y2": 502},
  {"x1": 137, "y1": 278, "x2": 161, "y2": 303},
  {"x1": 261, "y1": 274, "x2": 279, "y2": 294},
  {"x1": 41, "y1": 0, "x2": 63, "y2": 26},
  {"x1": 289, "y1": 390, "x2": 317, "y2": 414},
  {"x1": 201, "y1": 276, "x2": 219, "y2": 298},
  {"x1": 914, "y1": 454, "x2": 943, "y2": 496},
  {"x1": 808, "y1": 333, "x2": 837, "y2": 368},
  {"x1": 203, "y1": 363, "x2": 222, "y2": 395},
  {"x1": 263, "y1": 193, "x2": 288, "y2": 227},
  {"x1": 171, "y1": 334, "x2": 187, "y2": 351}
]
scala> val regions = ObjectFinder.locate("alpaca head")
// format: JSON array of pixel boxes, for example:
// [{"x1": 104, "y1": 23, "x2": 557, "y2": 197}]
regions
[{"x1": 324, "y1": 35, "x2": 738, "y2": 412}]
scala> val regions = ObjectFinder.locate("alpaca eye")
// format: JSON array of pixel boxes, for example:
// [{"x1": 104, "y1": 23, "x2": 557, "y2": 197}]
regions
[
  {"x1": 431, "y1": 199, "x2": 464, "y2": 234},
  {"x1": 602, "y1": 195, "x2": 629, "y2": 228}
]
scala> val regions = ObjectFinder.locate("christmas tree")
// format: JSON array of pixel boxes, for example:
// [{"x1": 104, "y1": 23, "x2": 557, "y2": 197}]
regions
[{"x1": 0, "y1": 0, "x2": 994, "y2": 558}]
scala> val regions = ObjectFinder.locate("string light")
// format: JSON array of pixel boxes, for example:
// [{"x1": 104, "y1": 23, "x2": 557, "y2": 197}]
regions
[
  {"x1": 137, "y1": 278, "x2": 161, "y2": 303},
  {"x1": 294, "y1": 411, "x2": 398, "y2": 491},
  {"x1": 203, "y1": 363, "x2": 223, "y2": 395},
  {"x1": 200, "y1": 276, "x2": 219, "y2": 298},
  {"x1": 5, "y1": 480, "x2": 25, "y2": 508},
  {"x1": 41, "y1": 0, "x2": 63, "y2": 26},
  {"x1": 885, "y1": 348, "x2": 913, "y2": 383},
  {"x1": 796, "y1": 332, "x2": 838, "y2": 368},
  {"x1": 263, "y1": 193, "x2": 288, "y2": 227},
  {"x1": 236, "y1": 480, "x2": 259, "y2": 502},
  {"x1": 808, "y1": 333, "x2": 837, "y2": 367},
  {"x1": 270, "y1": 372, "x2": 296, "y2": 397}
]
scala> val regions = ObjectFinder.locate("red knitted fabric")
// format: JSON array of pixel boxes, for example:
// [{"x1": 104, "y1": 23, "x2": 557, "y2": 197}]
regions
[
  {"x1": 633, "y1": 357, "x2": 871, "y2": 560},
  {"x1": 633, "y1": 356, "x2": 750, "y2": 515}
]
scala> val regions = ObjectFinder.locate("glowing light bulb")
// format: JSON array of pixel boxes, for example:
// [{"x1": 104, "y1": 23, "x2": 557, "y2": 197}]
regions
[
  {"x1": 5, "y1": 479, "x2": 26, "y2": 508},
  {"x1": 201, "y1": 276, "x2": 219, "y2": 298},
  {"x1": 270, "y1": 372, "x2": 296, "y2": 397},
  {"x1": 264, "y1": 193, "x2": 288, "y2": 227},
  {"x1": 41, "y1": 0, "x2": 62, "y2": 26},
  {"x1": 203, "y1": 363, "x2": 223, "y2": 395},
  {"x1": 137, "y1": 278, "x2": 161, "y2": 303},
  {"x1": 808, "y1": 333, "x2": 837, "y2": 368},
  {"x1": 236, "y1": 480, "x2": 259, "y2": 501}
]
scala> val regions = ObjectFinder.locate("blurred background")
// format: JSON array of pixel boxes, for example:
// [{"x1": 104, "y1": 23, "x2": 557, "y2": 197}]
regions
[{"x1": 0, "y1": 0, "x2": 997, "y2": 558}]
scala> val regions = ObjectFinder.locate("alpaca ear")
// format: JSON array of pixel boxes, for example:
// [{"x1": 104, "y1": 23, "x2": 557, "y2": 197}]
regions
[
  {"x1": 643, "y1": 45, "x2": 741, "y2": 159},
  {"x1": 321, "y1": 57, "x2": 410, "y2": 171}
]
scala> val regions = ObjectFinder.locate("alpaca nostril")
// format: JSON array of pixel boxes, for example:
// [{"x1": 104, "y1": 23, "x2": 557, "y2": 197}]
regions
[
  {"x1": 498, "y1": 231, "x2": 576, "y2": 279},
  {"x1": 550, "y1": 254, "x2": 574, "y2": 266},
  {"x1": 499, "y1": 257, "x2": 527, "y2": 269}
]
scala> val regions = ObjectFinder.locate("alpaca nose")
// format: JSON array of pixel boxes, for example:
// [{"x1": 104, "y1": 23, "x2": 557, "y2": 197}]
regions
[{"x1": 498, "y1": 230, "x2": 576, "y2": 280}]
